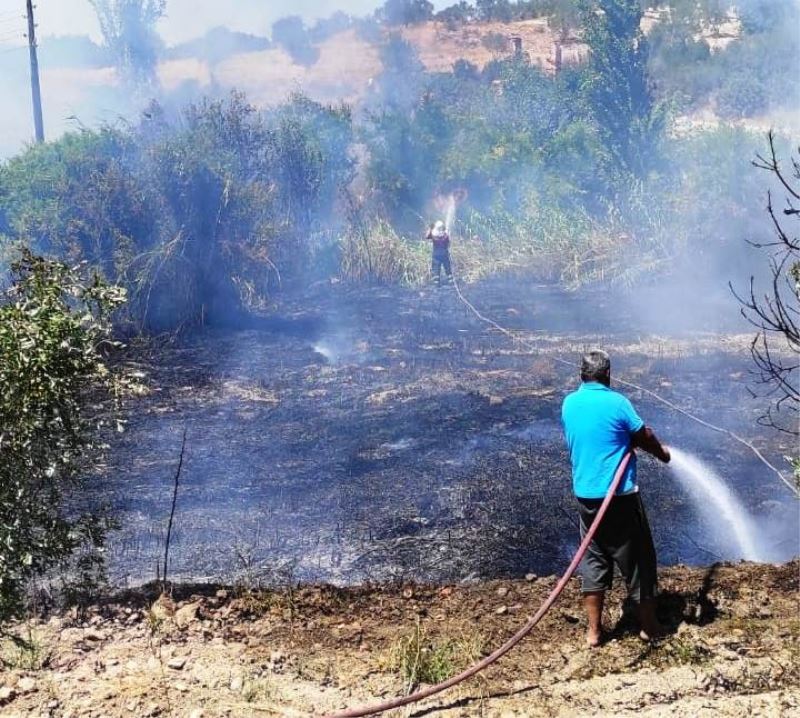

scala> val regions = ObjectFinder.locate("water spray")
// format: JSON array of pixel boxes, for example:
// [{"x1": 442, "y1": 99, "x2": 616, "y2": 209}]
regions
[
  {"x1": 434, "y1": 189, "x2": 468, "y2": 235},
  {"x1": 668, "y1": 447, "x2": 766, "y2": 561}
]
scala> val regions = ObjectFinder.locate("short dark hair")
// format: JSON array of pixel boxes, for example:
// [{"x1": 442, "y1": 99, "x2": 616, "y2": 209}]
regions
[{"x1": 581, "y1": 350, "x2": 610, "y2": 382}]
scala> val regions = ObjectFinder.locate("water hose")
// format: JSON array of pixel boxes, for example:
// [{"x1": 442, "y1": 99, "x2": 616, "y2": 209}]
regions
[
  {"x1": 450, "y1": 278, "x2": 797, "y2": 498},
  {"x1": 324, "y1": 452, "x2": 632, "y2": 718}
]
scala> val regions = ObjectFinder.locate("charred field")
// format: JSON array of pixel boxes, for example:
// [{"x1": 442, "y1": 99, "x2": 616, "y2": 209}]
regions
[{"x1": 95, "y1": 279, "x2": 799, "y2": 589}]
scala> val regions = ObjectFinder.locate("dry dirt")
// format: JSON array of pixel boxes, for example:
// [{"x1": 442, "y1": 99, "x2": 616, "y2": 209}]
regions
[{"x1": 1, "y1": 561, "x2": 797, "y2": 717}]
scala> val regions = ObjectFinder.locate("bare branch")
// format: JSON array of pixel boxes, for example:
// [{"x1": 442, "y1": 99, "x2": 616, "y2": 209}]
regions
[
  {"x1": 735, "y1": 135, "x2": 800, "y2": 437},
  {"x1": 163, "y1": 426, "x2": 187, "y2": 590}
]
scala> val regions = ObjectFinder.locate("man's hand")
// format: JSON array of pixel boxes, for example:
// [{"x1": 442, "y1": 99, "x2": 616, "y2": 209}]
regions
[{"x1": 632, "y1": 426, "x2": 670, "y2": 463}]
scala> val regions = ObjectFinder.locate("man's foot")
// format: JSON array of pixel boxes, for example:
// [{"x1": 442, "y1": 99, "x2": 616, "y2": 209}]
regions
[
  {"x1": 583, "y1": 591, "x2": 605, "y2": 649},
  {"x1": 586, "y1": 629, "x2": 603, "y2": 648},
  {"x1": 638, "y1": 624, "x2": 666, "y2": 642},
  {"x1": 635, "y1": 599, "x2": 665, "y2": 642}
]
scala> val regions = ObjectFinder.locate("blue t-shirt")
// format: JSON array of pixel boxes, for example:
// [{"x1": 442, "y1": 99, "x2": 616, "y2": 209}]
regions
[{"x1": 561, "y1": 382, "x2": 644, "y2": 499}]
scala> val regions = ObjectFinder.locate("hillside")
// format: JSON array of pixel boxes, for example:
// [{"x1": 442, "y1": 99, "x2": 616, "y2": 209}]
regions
[
  {"x1": 1, "y1": 561, "x2": 797, "y2": 717},
  {"x1": 32, "y1": 9, "x2": 797, "y2": 155},
  {"x1": 123, "y1": 18, "x2": 580, "y2": 106}
]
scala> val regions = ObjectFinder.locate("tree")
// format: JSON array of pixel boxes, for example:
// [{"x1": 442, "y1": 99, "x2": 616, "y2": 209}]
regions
[
  {"x1": 379, "y1": 0, "x2": 435, "y2": 26},
  {"x1": 437, "y1": 2, "x2": 475, "y2": 28},
  {"x1": 580, "y1": 0, "x2": 665, "y2": 183},
  {"x1": 0, "y1": 252, "x2": 125, "y2": 620},
  {"x1": 310, "y1": 11, "x2": 353, "y2": 43},
  {"x1": 89, "y1": 0, "x2": 166, "y2": 87},
  {"x1": 548, "y1": 0, "x2": 583, "y2": 40},
  {"x1": 476, "y1": 0, "x2": 513, "y2": 23},
  {"x1": 732, "y1": 132, "x2": 799, "y2": 437},
  {"x1": 271, "y1": 16, "x2": 319, "y2": 67},
  {"x1": 375, "y1": 34, "x2": 426, "y2": 111}
]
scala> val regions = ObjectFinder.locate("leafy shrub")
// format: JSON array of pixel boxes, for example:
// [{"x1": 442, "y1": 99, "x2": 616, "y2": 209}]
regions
[
  {"x1": 453, "y1": 59, "x2": 480, "y2": 80},
  {"x1": 0, "y1": 251, "x2": 125, "y2": 621},
  {"x1": 0, "y1": 92, "x2": 354, "y2": 331}
]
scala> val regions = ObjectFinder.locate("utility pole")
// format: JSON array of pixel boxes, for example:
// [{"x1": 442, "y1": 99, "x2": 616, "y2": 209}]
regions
[{"x1": 26, "y1": 0, "x2": 44, "y2": 142}]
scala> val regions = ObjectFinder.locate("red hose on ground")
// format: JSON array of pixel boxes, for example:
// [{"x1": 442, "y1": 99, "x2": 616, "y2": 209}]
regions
[{"x1": 324, "y1": 451, "x2": 633, "y2": 718}]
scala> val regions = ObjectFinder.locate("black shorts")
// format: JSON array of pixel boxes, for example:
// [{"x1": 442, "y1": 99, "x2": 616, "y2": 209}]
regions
[
  {"x1": 577, "y1": 492, "x2": 657, "y2": 603},
  {"x1": 431, "y1": 250, "x2": 452, "y2": 276}
]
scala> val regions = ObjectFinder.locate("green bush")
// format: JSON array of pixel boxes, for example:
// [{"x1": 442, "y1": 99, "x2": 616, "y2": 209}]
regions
[
  {"x1": 0, "y1": 251, "x2": 125, "y2": 621},
  {"x1": 0, "y1": 92, "x2": 354, "y2": 331},
  {"x1": 379, "y1": 0, "x2": 435, "y2": 27}
]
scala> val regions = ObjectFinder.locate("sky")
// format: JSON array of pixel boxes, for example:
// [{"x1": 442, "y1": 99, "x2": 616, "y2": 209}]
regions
[
  {"x1": 0, "y1": 1, "x2": 452, "y2": 157},
  {"x1": 0, "y1": 1, "x2": 452, "y2": 46}
]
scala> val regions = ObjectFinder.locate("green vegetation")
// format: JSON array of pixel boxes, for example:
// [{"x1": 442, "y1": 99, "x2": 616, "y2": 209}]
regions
[
  {"x1": 1, "y1": 2, "x2": 790, "y2": 326},
  {"x1": 1, "y1": 626, "x2": 49, "y2": 670},
  {"x1": 0, "y1": 92, "x2": 352, "y2": 330},
  {"x1": 90, "y1": 0, "x2": 166, "y2": 87},
  {"x1": 388, "y1": 620, "x2": 484, "y2": 692},
  {"x1": 647, "y1": 636, "x2": 712, "y2": 667},
  {"x1": 0, "y1": 252, "x2": 125, "y2": 621},
  {"x1": 0, "y1": 0, "x2": 793, "y2": 339},
  {"x1": 0, "y1": 0, "x2": 795, "y2": 623},
  {"x1": 379, "y1": 0, "x2": 435, "y2": 26},
  {"x1": 581, "y1": 0, "x2": 665, "y2": 184}
]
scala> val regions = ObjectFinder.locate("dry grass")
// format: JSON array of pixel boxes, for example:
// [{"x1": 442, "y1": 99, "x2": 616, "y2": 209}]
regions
[
  {"x1": 386, "y1": 620, "x2": 485, "y2": 693},
  {"x1": 336, "y1": 201, "x2": 652, "y2": 289},
  {"x1": 338, "y1": 221, "x2": 429, "y2": 285}
]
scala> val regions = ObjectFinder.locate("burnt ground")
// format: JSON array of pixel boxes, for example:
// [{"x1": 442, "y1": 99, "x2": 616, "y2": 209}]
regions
[
  {"x1": 1, "y1": 562, "x2": 798, "y2": 717},
  {"x1": 90, "y1": 278, "x2": 798, "y2": 588}
]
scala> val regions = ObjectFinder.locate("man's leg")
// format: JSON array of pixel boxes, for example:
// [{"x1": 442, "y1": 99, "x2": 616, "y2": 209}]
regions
[
  {"x1": 578, "y1": 498, "x2": 613, "y2": 647},
  {"x1": 584, "y1": 591, "x2": 605, "y2": 647},
  {"x1": 442, "y1": 252, "x2": 452, "y2": 283},
  {"x1": 431, "y1": 254, "x2": 441, "y2": 284},
  {"x1": 612, "y1": 495, "x2": 663, "y2": 641}
]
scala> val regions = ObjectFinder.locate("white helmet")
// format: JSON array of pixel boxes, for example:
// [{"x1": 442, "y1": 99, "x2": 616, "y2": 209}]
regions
[{"x1": 432, "y1": 220, "x2": 446, "y2": 237}]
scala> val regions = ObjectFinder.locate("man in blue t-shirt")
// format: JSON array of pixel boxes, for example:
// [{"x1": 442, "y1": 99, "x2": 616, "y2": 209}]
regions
[{"x1": 562, "y1": 349, "x2": 671, "y2": 647}]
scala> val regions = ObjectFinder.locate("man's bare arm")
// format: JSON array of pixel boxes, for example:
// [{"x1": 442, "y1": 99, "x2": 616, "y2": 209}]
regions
[{"x1": 631, "y1": 426, "x2": 671, "y2": 463}]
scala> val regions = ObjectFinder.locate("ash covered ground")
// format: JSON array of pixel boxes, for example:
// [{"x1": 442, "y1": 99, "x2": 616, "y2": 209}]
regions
[{"x1": 94, "y1": 280, "x2": 799, "y2": 587}]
